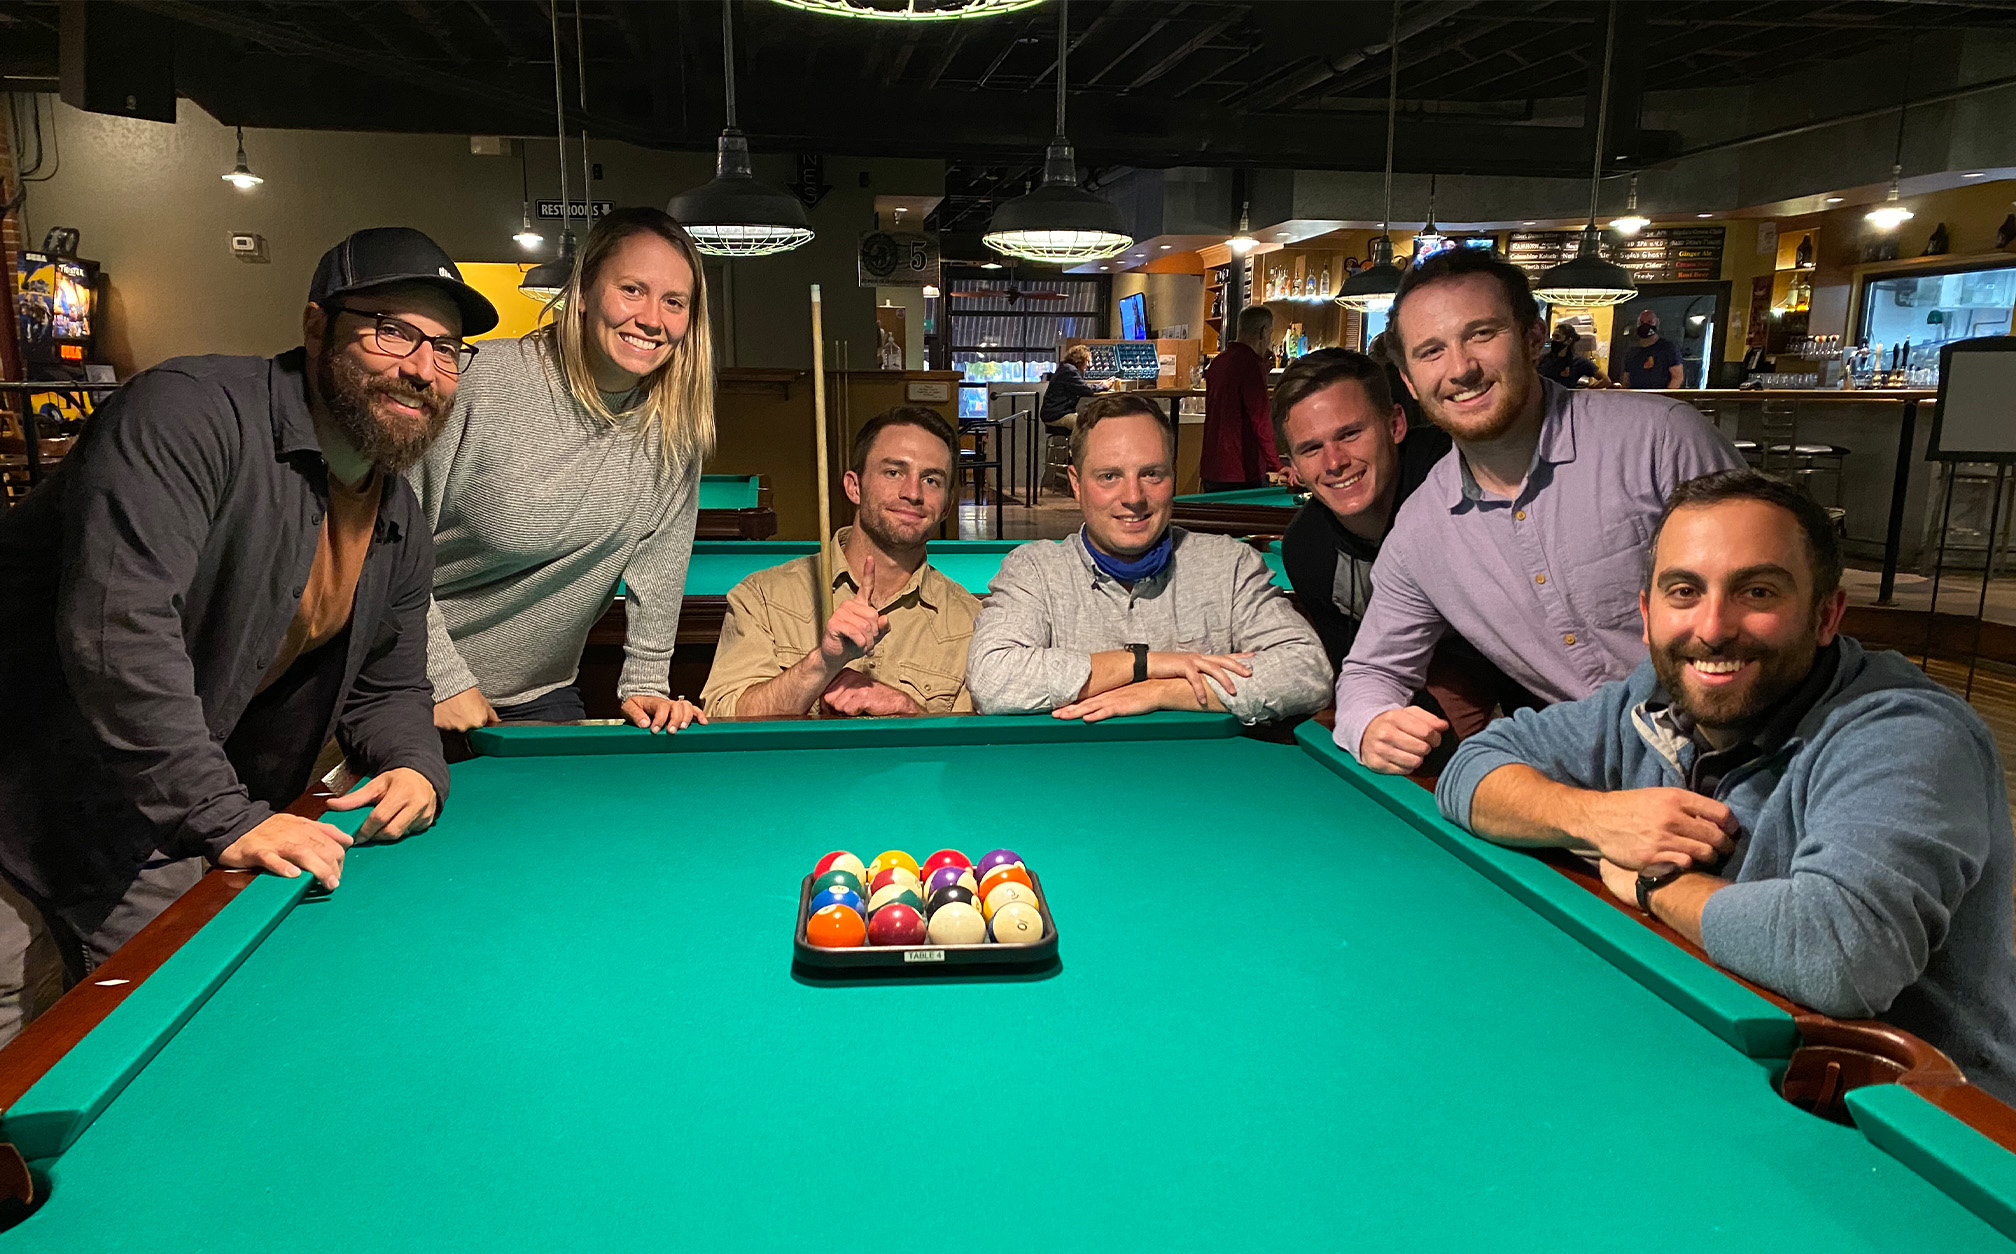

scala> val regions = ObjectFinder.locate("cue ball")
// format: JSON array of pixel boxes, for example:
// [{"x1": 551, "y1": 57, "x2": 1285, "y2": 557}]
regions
[
  {"x1": 975, "y1": 848, "x2": 1024, "y2": 879},
  {"x1": 867, "y1": 850, "x2": 921, "y2": 881},
  {"x1": 869, "y1": 866, "x2": 922, "y2": 896},
  {"x1": 814, "y1": 851, "x2": 865, "y2": 881},
  {"x1": 925, "y1": 885, "x2": 978, "y2": 917},
  {"x1": 988, "y1": 900, "x2": 1043, "y2": 945},
  {"x1": 867, "y1": 884, "x2": 925, "y2": 915},
  {"x1": 925, "y1": 901, "x2": 986, "y2": 945},
  {"x1": 923, "y1": 866, "x2": 979, "y2": 897},
  {"x1": 806, "y1": 904, "x2": 866, "y2": 948},
  {"x1": 806, "y1": 886, "x2": 865, "y2": 919},
  {"x1": 982, "y1": 880, "x2": 1039, "y2": 919},
  {"x1": 921, "y1": 849, "x2": 972, "y2": 877},
  {"x1": 867, "y1": 903, "x2": 927, "y2": 946},
  {"x1": 811, "y1": 869, "x2": 864, "y2": 899}
]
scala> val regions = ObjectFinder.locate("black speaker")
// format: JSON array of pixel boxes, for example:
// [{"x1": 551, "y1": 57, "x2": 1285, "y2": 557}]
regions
[{"x1": 59, "y1": 1, "x2": 176, "y2": 124}]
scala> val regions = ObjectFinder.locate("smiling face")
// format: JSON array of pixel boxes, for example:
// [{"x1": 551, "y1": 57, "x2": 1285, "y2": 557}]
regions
[
  {"x1": 1070, "y1": 411, "x2": 1175, "y2": 559},
  {"x1": 582, "y1": 231, "x2": 694, "y2": 391},
  {"x1": 304, "y1": 284, "x2": 463, "y2": 474},
  {"x1": 1282, "y1": 376, "x2": 1406, "y2": 532},
  {"x1": 844, "y1": 421, "x2": 954, "y2": 551},
  {"x1": 1393, "y1": 271, "x2": 1545, "y2": 444},
  {"x1": 1643, "y1": 498, "x2": 1847, "y2": 738}
]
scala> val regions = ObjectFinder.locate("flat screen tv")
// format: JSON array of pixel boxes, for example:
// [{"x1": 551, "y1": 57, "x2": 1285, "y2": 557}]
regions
[{"x1": 1118, "y1": 292, "x2": 1149, "y2": 341}]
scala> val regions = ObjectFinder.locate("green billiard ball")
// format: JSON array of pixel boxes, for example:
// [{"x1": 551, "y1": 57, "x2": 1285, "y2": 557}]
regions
[{"x1": 812, "y1": 869, "x2": 864, "y2": 899}]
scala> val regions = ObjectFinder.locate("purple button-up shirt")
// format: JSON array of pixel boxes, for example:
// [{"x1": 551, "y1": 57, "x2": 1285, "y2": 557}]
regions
[{"x1": 1334, "y1": 381, "x2": 1743, "y2": 760}]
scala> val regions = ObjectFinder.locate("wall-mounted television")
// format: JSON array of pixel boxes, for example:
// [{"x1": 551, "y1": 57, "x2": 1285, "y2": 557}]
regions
[{"x1": 1118, "y1": 292, "x2": 1149, "y2": 341}]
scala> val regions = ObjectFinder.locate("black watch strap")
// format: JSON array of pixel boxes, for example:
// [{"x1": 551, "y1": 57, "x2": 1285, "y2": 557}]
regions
[
  {"x1": 1129, "y1": 644, "x2": 1149, "y2": 685},
  {"x1": 1636, "y1": 861, "x2": 1684, "y2": 915}
]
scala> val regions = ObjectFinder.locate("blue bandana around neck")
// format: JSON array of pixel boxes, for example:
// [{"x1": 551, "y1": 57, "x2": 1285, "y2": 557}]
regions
[{"x1": 1082, "y1": 526, "x2": 1174, "y2": 583}]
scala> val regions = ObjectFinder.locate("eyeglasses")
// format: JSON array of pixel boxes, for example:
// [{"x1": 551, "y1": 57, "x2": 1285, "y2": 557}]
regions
[{"x1": 329, "y1": 306, "x2": 478, "y2": 374}]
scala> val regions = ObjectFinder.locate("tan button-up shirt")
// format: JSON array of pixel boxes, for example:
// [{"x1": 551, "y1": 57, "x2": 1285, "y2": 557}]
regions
[{"x1": 701, "y1": 530, "x2": 982, "y2": 717}]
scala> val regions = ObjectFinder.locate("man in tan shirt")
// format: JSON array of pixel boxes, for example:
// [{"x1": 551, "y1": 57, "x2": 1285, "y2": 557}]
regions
[{"x1": 702, "y1": 407, "x2": 980, "y2": 718}]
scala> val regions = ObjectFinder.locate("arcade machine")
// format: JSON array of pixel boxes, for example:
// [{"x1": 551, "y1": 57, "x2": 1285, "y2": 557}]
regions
[{"x1": 10, "y1": 228, "x2": 116, "y2": 489}]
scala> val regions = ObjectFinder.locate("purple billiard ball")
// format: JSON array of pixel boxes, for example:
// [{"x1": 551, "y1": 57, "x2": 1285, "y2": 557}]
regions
[
  {"x1": 975, "y1": 848, "x2": 1024, "y2": 880},
  {"x1": 924, "y1": 865, "x2": 979, "y2": 897}
]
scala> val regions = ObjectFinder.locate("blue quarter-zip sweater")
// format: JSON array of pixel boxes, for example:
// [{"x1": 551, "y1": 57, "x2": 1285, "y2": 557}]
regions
[{"x1": 1438, "y1": 636, "x2": 2016, "y2": 1106}]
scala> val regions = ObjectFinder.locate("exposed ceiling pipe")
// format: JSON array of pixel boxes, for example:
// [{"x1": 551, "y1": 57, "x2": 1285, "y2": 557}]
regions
[{"x1": 1240, "y1": 1, "x2": 1480, "y2": 114}]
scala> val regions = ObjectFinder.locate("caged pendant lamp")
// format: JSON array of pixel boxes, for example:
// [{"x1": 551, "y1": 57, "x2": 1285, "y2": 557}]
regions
[
  {"x1": 1532, "y1": 1, "x2": 1637, "y2": 308},
  {"x1": 1337, "y1": 7, "x2": 1404, "y2": 313},
  {"x1": 667, "y1": 1, "x2": 816, "y2": 257},
  {"x1": 982, "y1": 0, "x2": 1133, "y2": 264},
  {"x1": 520, "y1": 1, "x2": 579, "y2": 298}
]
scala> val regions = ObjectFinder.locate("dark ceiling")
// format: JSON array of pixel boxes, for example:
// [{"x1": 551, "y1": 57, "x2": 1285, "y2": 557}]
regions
[{"x1": 5, "y1": 1, "x2": 2016, "y2": 231}]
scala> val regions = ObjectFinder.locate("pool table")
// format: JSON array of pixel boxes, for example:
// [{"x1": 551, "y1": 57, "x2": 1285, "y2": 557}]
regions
[
  {"x1": 1170, "y1": 484, "x2": 1308, "y2": 536},
  {"x1": 3, "y1": 716, "x2": 2013, "y2": 1250},
  {"x1": 695, "y1": 473, "x2": 777, "y2": 540}
]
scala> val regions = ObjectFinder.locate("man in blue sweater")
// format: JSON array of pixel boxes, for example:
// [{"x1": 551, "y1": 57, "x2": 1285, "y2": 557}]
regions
[{"x1": 1438, "y1": 469, "x2": 2016, "y2": 1104}]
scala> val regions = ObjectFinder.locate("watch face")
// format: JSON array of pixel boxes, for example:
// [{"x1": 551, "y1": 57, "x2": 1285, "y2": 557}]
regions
[{"x1": 1639, "y1": 860, "x2": 1685, "y2": 887}]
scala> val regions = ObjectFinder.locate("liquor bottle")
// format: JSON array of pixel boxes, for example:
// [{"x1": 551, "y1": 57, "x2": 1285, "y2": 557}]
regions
[
  {"x1": 1996, "y1": 213, "x2": 2016, "y2": 250},
  {"x1": 1794, "y1": 233, "x2": 1813, "y2": 269},
  {"x1": 1319, "y1": 263, "x2": 1331, "y2": 296},
  {"x1": 1304, "y1": 272, "x2": 1316, "y2": 297},
  {"x1": 1923, "y1": 222, "x2": 1949, "y2": 256}
]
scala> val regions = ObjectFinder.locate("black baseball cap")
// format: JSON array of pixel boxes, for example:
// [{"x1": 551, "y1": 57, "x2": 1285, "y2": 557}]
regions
[{"x1": 308, "y1": 227, "x2": 499, "y2": 337}]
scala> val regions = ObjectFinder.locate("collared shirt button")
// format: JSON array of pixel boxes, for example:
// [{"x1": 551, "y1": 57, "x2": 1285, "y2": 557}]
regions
[
  {"x1": 291, "y1": 586, "x2": 304, "y2": 599},
  {"x1": 1514, "y1": 509, "x2": 1527, "y2": 522},
  {"x1": 1534, "y1": 573, "x2": 1546, "y2": 585},
  {"x1": 1563, "y1": 632, "x2": 1576, "y2": 645}
]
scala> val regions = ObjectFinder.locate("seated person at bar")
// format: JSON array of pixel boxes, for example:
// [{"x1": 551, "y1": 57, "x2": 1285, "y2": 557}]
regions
[
  {"x1": 968, "y1": 394, "x2": 1331, "y2": 724},
  {"x1": 1536, "y1": 321, "x2": 1604, "y2": 388},
  {"x1": 1039, "y1": 344, "x2": 1105, "y2": 429},
  {"x1": 1274, "y1": 351, "x2": 1530, "y2": 763},
  {"x1": 1620, "y1": 310, "x2": 1684, "y2": 389},
  {"x1": 1335, "y1": 248, "x2": 1743, "y2": 774},
  {"x1": 1437, "y1": 470, "x2": 2016, "y2": 1105},
  {"x1": 0, "y1": 227, "x2": 475, "y2": 1044},
  {"x1": 702, "y1": 407, "x2": 980, "y2": 718}
]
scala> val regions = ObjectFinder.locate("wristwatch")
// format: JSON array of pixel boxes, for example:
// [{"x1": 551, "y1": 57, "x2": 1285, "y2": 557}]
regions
[
  {"x1": 1635, "y1": 861, "x2": 1686, "y2": 916},
  {"x1": 1128, "y1": 643, "x2": 1149, "y2": 685}
]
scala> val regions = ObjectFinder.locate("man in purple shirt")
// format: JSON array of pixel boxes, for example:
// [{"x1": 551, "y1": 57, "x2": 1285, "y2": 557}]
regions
[{"x1": 1337, "y1": 248, "x2": 1743, "y2": 773}]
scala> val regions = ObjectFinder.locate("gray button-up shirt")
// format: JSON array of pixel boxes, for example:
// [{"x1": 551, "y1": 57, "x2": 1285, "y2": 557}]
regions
[
  {"x1": 1334, "y1": 381, "x2": 1743, "y2": 759},
  {"x1": 968, "y1": 528, "x2": 1333, "y2": 724}
]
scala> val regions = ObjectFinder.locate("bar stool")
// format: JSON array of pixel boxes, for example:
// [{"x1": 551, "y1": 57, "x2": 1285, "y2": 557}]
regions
[
  {"x1": 958, "y1": 419, "x2": 1005, "y2": 539},
  {"x1": 1757, "y1": 399, "x2": 1849, "y2": 517}
]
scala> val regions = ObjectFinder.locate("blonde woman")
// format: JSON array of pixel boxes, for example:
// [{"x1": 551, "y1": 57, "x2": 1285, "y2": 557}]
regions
[{"x1": 418, "y1": 207, "x2": 714, "y2": 734}]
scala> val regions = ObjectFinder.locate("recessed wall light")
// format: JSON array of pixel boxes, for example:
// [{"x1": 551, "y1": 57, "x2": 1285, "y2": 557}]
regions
[
  {"x1": 1159, "y1": 244, "x2": 1173, "y2": 249},
  {"x1": 1697, "y1": 212, "x2": 1713, "y2": 218},
  {"x1": 1521, "y1": 220, "x2": 1537, "y2": 226},
  {"x1": 1963, "y1": 171, "x2": 1987, "y2": 178},
  {"x1": 1825, "y1": 196, "x2": 1844, "y2": 204}
]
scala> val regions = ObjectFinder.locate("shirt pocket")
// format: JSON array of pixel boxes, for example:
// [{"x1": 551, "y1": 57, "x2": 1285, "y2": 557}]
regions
[
  {"x1": 1572, "y1": 513, "x2": 1653, "y2": 632},
  {"x1": 891, "y1": 661, "x2": 966, "y2": 713}
]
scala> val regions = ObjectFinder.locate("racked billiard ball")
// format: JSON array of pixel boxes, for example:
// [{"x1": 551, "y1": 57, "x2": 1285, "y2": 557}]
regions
[
  {"x1": 811, "y1": 869, "x2": 864, "y2": 899},
  {"x1": 926, "y1": 885, "x2": 978, "y2": 917},
  {"x1": 867, "y1": 884, "x2": 924, "y2": 915},
  {"x1": 867, "y1": 902, "x2": 926, "y2": 946},
  {"x1": 977, "y1": 865, "x2": 1035, "y2": 901},
  {"x1": 866, "y1": 850, "x2": 920, "y2": 882},
  {"x1": 982, "y1": 880, "x2": 1039, "y2": 919},
  {"x1": 807, "y1": 885, "x2": 865, "y2": 919},
  {"x1": 805, "y1": 904, "x2": 866, "y2": 948},
  {"x1": 975, "y1": 848, "x2": 1023, "y2": 879},
  {"x1": 924, "y1": 866, "x2": 979, "y2": 898},
  {"x1": 814, "y1": 851, "x2": 865, "y2": 881},
  {"x1": 925, "y1": 901, "x2": 985, "y2": 945},
  {"x1": 869, "y1": 866, "x2": 922, "y2": 897},
  {"x1": 988, "y1": 900, "x2": 1043, "y2": 945},
  {"x1": 921, "y1": 849, "x2": 971, "y2": 877}
]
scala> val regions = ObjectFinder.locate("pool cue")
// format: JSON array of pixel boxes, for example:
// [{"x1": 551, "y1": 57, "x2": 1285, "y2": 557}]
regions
[{"x1": 811, "y1": 284, "x2": 835, "y2": 626}]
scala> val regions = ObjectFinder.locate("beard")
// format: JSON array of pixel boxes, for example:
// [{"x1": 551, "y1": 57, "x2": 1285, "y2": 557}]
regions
[
  {"x1": 1650, "y1": 623, "x2": 1820, "y2": 733},
  {"x1": 1417, "y1": 364, "x2": 1535, "y2": 444},
  {"x1": 855, "y1": 497, "x2": 934, "y2": 552},
  {"x1": 315, "y1": 348, "x2": 451, "y2": 475}
]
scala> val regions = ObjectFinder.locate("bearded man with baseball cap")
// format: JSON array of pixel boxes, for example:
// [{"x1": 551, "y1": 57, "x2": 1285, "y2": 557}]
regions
[{"x1": 0, "y1": 227, "x2": 496, "y2": 1044}]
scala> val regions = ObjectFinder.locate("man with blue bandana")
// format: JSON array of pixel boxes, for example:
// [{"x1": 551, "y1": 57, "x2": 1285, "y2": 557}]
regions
[{"x1": 967, "y1": 393, "x2": 1332, "y2": 724}]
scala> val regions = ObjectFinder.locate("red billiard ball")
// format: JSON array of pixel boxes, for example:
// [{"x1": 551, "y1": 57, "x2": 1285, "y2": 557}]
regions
[
  {"x1": 869, "y1": 866, "x2": 922, "y2": 897},
  {"x1": 921, "y1": 849, "x2": 971, "y2": 878},
  {"x1": 867, "y1": 903, "x2": 926, "y2": 946},
  {"x1": 814, "y1": 851, "x2": 865, "y2": 880}
]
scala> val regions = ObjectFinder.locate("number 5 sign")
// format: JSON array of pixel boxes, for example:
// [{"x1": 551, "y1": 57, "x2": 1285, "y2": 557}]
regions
[{"x1": 858, "y1": 231, "x2": 941, "y2": 289}]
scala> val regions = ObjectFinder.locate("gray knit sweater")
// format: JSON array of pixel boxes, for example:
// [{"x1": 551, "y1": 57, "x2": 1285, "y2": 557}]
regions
[{"x1": 414, "y1": 335, "x2": 698, "y2": 708}]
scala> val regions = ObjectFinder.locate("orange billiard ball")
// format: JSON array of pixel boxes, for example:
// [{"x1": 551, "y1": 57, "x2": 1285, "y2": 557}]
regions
[
  {"x1": 977, "y1": 865, "x2": 1034, "y2": 901},
  {"x1": 805, "y1": 904, "x2": 866, "y2": 948}
]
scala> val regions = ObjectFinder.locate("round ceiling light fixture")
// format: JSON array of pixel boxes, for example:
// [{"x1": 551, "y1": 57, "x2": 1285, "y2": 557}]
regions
[
  {"x1": 770, "y1": 0, "x2": 1042, "y2": 19},
  {"x1": 1337, "y1": 8, "x2": 1404, "y2": 315},
  {"x1": 669, "y1": 2, "x2": 816, "y2": 256},
  {"x1": 1534, "y1": 3, "x2": 1637, "y2": 308}
]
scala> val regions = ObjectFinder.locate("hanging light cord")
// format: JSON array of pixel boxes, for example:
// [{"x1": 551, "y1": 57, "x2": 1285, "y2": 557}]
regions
[
  {"x1": 1584, "y1": 0, "x2": 1618, "y2": 230},
  {"x1": 1381, "y1": 4, "x2": 1397, "y2": 233},
  {"x1": 1055, "y1": 0, "x2": 1069, "y2": 138},
  {"x1": 1890, "y1": 37, "x2": 1916, "y2": 176},
  {"x1": 577, "y1": 0, "x2": 591, "y2": 227},
  {"x1": 551, "y1": 0, "x2": 569, "y2": 234},
  {"x1": 723, "y1": 0, "x2": 739, "y2": 131}
]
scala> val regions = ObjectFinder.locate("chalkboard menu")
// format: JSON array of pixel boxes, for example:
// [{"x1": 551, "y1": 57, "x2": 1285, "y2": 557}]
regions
[{"x1": 1507, "y1": 226, "x2": 1725, "y2": 284}]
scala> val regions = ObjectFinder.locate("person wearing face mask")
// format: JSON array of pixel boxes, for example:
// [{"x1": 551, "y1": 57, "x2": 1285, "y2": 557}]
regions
[
  {"x1": 1537, "y1": 321, "x2": 1604, "y2": 388},
  {"x1": 1621, "y1": 311, "x2": 1684, "y2": 389},
  {"x1": 1334, "y1": 248, "x2": 1744, "y2": 774},
  {"x1": 0, "y1": 227, "x2": 482, "y2": 1043},
  {"x1": 1437, "y1": 470, "x2": 2016, "y2": 1105},
  {"x1": 419, "y1": 208, "x2": 715, "y2": 736}
]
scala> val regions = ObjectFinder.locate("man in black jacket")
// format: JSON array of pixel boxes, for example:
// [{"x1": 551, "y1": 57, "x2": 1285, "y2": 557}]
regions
[
  {"x1": 1274, "y1": 350, "x2": 1532, "y2": 756},
  {"x1": 0, "y1": 227, "x2": 496, "y2": 1043}
]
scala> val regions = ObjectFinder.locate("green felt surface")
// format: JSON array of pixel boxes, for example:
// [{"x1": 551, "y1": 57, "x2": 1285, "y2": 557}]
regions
[
  {"x1": 8, "y1": 722, "x2": 2008, "y2": 1252},
  {"x1": 1172, "y1": 485, "x2": 1306, "y2": 509},
  {"x1": 696, "y1": 474, "x2": 763, "y2": 512},
  {"x1": 1850, "y1": 1084, "x2": 2016, "y2": 1240},
  {"x1": 680, "y1": 539, "x2": 1291, "y2": 600}
]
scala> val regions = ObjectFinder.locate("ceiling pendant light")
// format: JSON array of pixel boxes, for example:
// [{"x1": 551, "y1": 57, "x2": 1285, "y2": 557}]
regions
[
  {"x1": 667, "y1": 1, "x2": 815, "y2": 257},
  {"x1": 1413, "y1": 174, "x2": 1446, "y2": 258},
  {"x1": 221, "y1": 126, "x2": 263, "y2": 189},
  {"x1": 983, "y1": 0, "x2": 1133, "y2": 264},
  {"x1": 1338, "y1": 7, "x2": 1404, "y2": 314},
  {"x1": 1534, "y1": 1, "x2": 1637, "y2": 308},
  {"x1": 512, "y1": 145, "x2": 544, "y2": 250},
  {"x1": 521, "y1": 1, "x2": 579, "y2": 298},
  {"x1": 1867, "y1": 41, "x2": 1918, "y2": 232},
  {"x1": 769, "y1": 0, "x2": 1041, "y2": 19},
  {"x1": 1610, "y1": 172, "x2": 1649, "y2": 234},
  {"x1": 1227, "y1": 202, "x2": 1258, "y2": 255}
]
